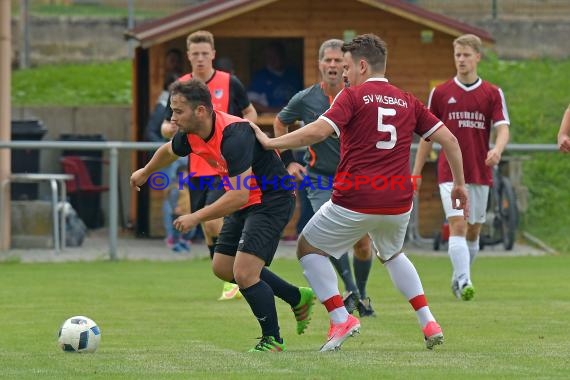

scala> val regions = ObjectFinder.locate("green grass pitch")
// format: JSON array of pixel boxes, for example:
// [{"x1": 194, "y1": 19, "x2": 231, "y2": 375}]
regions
[{"x1": 0, "y1": 254, "x2": 568, "y2": 379}]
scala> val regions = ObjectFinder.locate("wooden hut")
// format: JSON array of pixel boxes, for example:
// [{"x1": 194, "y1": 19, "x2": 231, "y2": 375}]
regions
[{"x1": 127, "y1": 0, "x2": 494, "y2": 238}]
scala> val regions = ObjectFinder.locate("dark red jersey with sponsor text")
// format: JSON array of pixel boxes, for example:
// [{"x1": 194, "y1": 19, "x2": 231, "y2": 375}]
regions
[{"x1": 321, "y1": 78, "x2": 442, "y2": 214}]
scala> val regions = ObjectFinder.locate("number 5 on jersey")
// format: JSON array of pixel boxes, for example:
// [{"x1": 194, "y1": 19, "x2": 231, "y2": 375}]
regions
[{"x1": 376, "y1": 107, "x2": 396, "y2": 149}]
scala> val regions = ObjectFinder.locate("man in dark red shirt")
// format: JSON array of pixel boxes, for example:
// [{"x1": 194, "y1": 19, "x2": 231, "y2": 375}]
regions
[
  {"x1": 252, "y1": 33, "x2": 468, "y2": 351},
  {"x1": 274, "y1": 39, "x2": 376, "y2": 317},
  {"x1": 413, "y1": 34, "x2": 510, "y2": 302}
]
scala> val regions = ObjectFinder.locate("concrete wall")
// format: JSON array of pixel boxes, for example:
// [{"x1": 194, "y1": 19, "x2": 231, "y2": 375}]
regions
[
  {"x1": 9, "y1": 10, "x2": 570, "y2": 66},
  {"x1": 10, "y1": 9, "x2": 570, "y2": 66},
  {"x1": 476, "y1": 19, "x2": 570, "y2": 59},
  {"x1": 415, "y1": 0, "x2": 570, "y2": 59},
  {"x1": 10, "y1": 200, "x2": 54, "y2": 248},
  {"x1": 11, "y1": 16, "x2": 132, "y2": 66},
  {"x1": 415, "y1": 0, "x2": 570, "y2": 20}
]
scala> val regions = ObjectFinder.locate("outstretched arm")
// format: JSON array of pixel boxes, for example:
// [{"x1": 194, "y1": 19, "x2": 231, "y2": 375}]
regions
[
  {"x1": 274, "y1": 116, "x2": 307, "y2": 180},
  {"x1": 558, "y1": 104, "x2": 570, "y2": 153},
  {"x1": 252, "y1": 119, "x2": 334, "y2": 150},
  {"x1": 130, "y1": 142, "x2": 179, "y2": 191}
]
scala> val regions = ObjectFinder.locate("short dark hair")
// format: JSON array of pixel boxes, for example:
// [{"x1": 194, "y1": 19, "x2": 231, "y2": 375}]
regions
[
  {"x1": 169, "y1": 79, "x2": 213, "y2": 113},
  {"x1": 166, "y1": 47, "x2": 183, "y2": 61},
  {"x1": 342, "y1": 33, "x2": 387, "y2": 72}
]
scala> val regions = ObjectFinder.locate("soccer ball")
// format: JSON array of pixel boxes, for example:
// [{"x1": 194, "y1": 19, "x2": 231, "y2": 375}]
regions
[{"x1": 57, "y1": 316, "x2": 101, "y2": 353}]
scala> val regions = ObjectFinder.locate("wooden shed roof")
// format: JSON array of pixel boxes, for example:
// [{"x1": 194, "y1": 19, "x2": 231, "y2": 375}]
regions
[{"x1": 126, "y1": 0, "x2": 494, "y2": 48}]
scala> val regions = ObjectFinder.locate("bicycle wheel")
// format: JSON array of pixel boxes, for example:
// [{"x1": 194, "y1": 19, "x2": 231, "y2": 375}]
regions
[
  {"x1": 499, "y1": 177, "x2": 518, "y2": 250},
  {"x1": 481, "y1": 185, "x2": 503, "y2": 247}
]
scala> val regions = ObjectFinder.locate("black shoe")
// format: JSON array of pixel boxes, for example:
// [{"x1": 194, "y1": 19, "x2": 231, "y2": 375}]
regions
[
  {"x1": 342, "y1": 291, "x2": 359, "y2": 314},
  {"x1": 357, "y1": 297, "x2": 377, "y2": 317}
]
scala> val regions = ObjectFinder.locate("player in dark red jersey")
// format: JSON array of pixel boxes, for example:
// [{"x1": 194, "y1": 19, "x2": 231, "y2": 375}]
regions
[
  {"x1": 274, "y1": 38, "x2": 376, "y2": 317},
  {"x1": 413, "y1": 34, "x2": 510, "y2": 301},
  {"x1": 252, "y1": 33, "x2": 468, "y2": 351},
  {"x1": 131, "y1": 79, "x2": 315, "y2": 352}
]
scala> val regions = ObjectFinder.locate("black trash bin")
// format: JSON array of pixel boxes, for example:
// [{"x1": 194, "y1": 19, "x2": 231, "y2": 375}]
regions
[
  {"x1": 11, "y1": 119, "x2": 48, "y2": 200},
  {"x1": 59, "y1": 133, "x2": 106, "y2": 229}
]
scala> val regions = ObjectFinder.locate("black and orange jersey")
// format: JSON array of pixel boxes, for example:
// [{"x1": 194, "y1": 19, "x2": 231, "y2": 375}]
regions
[{"x1": 171, "y1": 110, "x2": 293, "y2": 208}]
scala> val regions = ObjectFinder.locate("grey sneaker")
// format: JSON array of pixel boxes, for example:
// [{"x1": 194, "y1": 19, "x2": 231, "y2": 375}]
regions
[
  {"x1": 342, "y1": 291, "x2": 359, "y2": 314},
  {"x1": 452, "y1": 279, "x2": 475, "y2": 301},
  {"x1": 357, "y1": 297, "x2": 377, "y2": 317},
  {"x1": 451, "y1": 280, "x2": 461, "y2": 299}
]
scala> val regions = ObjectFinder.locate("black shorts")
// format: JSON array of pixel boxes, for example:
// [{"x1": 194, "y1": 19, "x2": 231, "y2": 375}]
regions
[
  {"x1": 216, "y1": 194, "x2": 295, "y2": 266},
  {"x1": 189, "y1": 176, "x2": 226, "y2": 213}
]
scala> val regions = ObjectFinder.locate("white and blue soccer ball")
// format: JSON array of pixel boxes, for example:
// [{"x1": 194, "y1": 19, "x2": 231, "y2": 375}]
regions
[{"x1": 57, "y1": 316, "x2": 101, "y2": 353}]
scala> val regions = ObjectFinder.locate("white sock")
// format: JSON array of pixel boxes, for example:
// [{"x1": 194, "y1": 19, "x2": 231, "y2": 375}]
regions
[
  {"x1": 467, "y1": 238, "x2": 479, "y2": 264},
  {"x1": 299, "y1": 254, "x2": 348, "y2": 323},
  {"x1": 416, "y1": 307, "x2": 435, "y2": 328},
  {"x1": 448, "y1": 236, "x2": 470, "y2": 286},
  {"x1": 384, "y1": 253, "x2": 434, "y2": 327},
  {"x1": 384, "y1": 253, "x2": 425, "y2": 298}
]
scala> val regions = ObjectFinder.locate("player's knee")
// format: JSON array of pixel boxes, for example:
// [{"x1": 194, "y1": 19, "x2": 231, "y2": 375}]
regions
[
  {"x1": 466, "y1": 223, "x2": 482, "y2": 241},
  {"x1": 296, "y1": 234, "x2": 314, "y2": 259},
  {"x1": 212, "y1": 261, "x2": 232, "y2": 282},
  {"x1": 232, "y1": 268, "x2": 258, "y2": 288},
  {"x1": 353, "y1": 239, "x2": 372, "y2": 260},
  {"x1": 448, "y1": 216, "x2": 468, "y2": 236}
]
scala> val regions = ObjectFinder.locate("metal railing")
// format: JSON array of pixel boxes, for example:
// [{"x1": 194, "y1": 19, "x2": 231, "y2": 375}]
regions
[
  {"x1": 406, "y1": 142, "x2": 561, "y2": 247},
  {"x1": 0, "y1": 140, "x2": 561, "y2": 259},
  {"x1": 0, "y1": 140, "x2": 161, "y2": 260}
]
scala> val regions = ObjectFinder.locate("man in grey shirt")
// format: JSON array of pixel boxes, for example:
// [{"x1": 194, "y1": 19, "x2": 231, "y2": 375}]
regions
[{"x1": 273, "y1": 39, "x2": 376, "y2": 317}]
